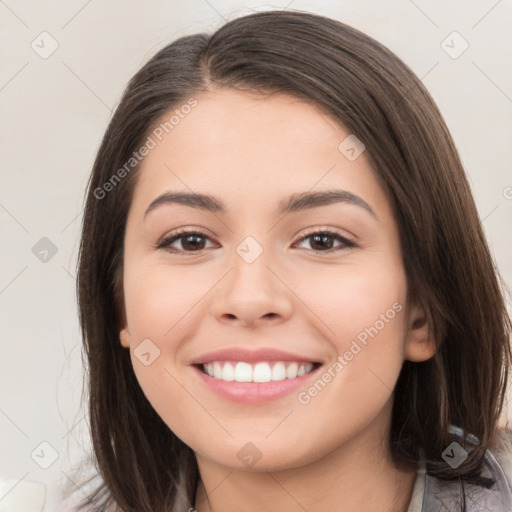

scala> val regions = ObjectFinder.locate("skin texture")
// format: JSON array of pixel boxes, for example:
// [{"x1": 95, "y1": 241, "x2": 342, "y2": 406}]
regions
[{"x1": 119, "y1": 87, "x2": 436, "y2": 512}]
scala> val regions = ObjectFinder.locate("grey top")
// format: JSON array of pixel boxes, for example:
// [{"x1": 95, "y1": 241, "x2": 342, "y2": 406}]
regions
[{"x1": 407, "y1": 426, "x2": 512, "y2": 512}]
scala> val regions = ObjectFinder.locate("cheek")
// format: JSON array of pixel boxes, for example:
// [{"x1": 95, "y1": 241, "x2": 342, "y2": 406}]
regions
[
  {"x1": 123, "y1": 262, "x2": 215, "y2": 407},
  {"x1": 294, "y1": 257, "x2": 407, "y2": 345},
  {"x1": 123, "y1": 263, "x2": 201, "y2": 429},
  {"x1": 123, "y1": 261, "x2": 210, "y2": 341},
  {"x1": 294, "y1": 260, "x2": 408, "y2": 395}
]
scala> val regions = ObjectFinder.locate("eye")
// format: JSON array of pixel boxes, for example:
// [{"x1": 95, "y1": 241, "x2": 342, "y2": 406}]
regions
[
  {"x1": 157, "y1": 227, "x2": 356, "y2": 254},
  {"x1": 156, "y1": 228, "x2": 216, "y2": 253},
  {"x1": 293, "y1": 229, "x2": 356, "y2": 253}
]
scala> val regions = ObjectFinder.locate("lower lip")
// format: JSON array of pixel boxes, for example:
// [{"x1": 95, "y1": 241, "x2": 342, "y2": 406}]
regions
[{"x1": 192, "y1": 364, "x2": 322, "y2": 403}]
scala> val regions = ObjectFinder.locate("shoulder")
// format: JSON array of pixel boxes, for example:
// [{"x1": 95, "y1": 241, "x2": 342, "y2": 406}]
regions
[
  {"x1": 490, "y1": 426, "x2": 512, "y2": 490},
  {"x1": 411, "y1": 426, "x2": 512, "y2": 512}
]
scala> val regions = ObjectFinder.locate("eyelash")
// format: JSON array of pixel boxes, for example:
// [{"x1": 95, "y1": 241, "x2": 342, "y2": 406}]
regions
[{"x1": 156, "y1": 228, "x2": 357, "y2": 254}]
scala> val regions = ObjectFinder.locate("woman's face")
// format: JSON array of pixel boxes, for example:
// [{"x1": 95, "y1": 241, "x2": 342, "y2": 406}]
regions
[{"x1": 119, "y1": 87, "x2": 434, "y2": 472}]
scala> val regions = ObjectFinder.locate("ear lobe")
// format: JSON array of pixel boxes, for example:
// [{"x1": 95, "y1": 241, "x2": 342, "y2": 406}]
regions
[
  {"x1": 404, "y1": 301, "x2": 437, "y2": 362},
  {"x1": 119, "y1": 327, "x2": 131, "y2": 348}
]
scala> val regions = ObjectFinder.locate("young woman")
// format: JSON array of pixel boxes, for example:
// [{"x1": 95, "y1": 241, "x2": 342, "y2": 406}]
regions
[{"x1": 71, "y1": 9, "x2": 512, "y2": 512}]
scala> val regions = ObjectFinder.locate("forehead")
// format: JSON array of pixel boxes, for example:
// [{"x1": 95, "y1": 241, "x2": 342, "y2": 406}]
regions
[
  {"x1": 153, "y1": 87, "x2": 344, "y2": 161},
  {"x1": 129, "y1": 87, "x2": 389, "y2": 219}
]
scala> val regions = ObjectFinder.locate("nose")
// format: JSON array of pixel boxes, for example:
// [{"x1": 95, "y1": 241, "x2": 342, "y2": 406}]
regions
[{"x1": 210, "y1": 242, "x2": 294, "y2": 327}]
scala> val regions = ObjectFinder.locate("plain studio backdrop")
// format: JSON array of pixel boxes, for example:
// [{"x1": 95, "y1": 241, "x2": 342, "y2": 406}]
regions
[{"x1": 1, "y1": 1, "x2": 511, "y2": 510}]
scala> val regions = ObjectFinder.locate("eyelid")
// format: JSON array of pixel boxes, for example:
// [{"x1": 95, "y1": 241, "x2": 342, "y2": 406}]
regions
[
  {"x1": 156, "y1": 225, "x2": 358, "y2": 254},
  {"x1": 157, "y1": 225, "x2": 355, "y2": 243},
  {"x1": 155, "y1": 226, "x2": 218, "y2": 250},
  {"x1": 293, "y1": 225, "x2": 356, "y2": 245}
]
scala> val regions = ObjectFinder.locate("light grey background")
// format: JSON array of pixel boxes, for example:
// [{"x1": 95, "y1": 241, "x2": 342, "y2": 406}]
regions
[{"x1": 1, "y1": 1, "x2": 511, "y2": 510}]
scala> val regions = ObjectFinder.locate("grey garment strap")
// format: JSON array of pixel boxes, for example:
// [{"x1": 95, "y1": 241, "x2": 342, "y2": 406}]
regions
[{"x1": 421, "y1": 448, "x2": 512, "y2": 511}]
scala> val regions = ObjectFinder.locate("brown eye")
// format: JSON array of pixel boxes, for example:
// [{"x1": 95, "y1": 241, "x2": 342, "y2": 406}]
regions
[
  {"x1": 156, "y1": 228, "x2": 356, "y2": 255},
  {"x1": 295, "y1": 230, "x2": 356, "y2": 253},
  {"x1": 157, "y1": 229, "x2": 214, "y2": 253}
]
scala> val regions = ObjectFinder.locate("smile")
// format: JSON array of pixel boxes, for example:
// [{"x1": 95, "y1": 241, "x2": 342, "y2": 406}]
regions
[
  {"x1": 193, "y1": 361, "x2": 323, "y2": 403},
  {"x1": 201, "y1": 361, "x2": 319, "y2": 383}
]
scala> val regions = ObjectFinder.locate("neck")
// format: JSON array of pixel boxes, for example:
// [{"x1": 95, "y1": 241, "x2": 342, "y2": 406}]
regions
[{"x1": 193, "y1": 415, "x2": 417, "y2": 512}]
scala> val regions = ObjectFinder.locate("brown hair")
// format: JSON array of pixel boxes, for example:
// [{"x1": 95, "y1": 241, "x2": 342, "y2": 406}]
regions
[{"x1": 73, "y1": 9, "x2": 512, "y2": 511}]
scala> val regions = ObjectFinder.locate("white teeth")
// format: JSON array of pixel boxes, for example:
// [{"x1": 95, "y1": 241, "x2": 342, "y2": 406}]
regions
[
  {"x1": 253, "y1": 362, "x2": 272, "y2": 382},
  {"x1": 286, "y1": 362, "x2": 298, "y2": 379},
  {"x1": 222, "y1": 362, "x2": 235, "y2": 381},
  {"x1": 201, "y1": 361, "x2": 315, "y2": 382},
  {"x1": 271, "y1": 362, "x2": 287, "y2": 381},
  {"x1": 235, "y1": 362, "x2": 252, "y2": 382},
  {"x1": 213, "y1": 362, "x2": 223, "y2": 380}
]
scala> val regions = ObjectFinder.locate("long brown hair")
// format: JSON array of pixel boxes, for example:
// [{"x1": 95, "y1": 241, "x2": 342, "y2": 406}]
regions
[{"x1": 73, "y1": 9, "x2": 512, "y2": 511}]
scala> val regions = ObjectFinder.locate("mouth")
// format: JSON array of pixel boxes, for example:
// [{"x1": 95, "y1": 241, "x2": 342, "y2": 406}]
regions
[
  {"x1": 191, "y1": 360, "x2": 324, "y2": 403},
  {"x1": 189, "y1": 347, "x2": 325, "y2": 402},
  {"x1": 194, "y1": 361, "x2": 322, "y2": 383}
]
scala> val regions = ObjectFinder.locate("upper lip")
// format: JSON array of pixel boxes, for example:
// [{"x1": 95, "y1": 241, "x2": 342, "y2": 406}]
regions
[{"x1": 189, "y1": 347, "x2": 323, "y2": 365}]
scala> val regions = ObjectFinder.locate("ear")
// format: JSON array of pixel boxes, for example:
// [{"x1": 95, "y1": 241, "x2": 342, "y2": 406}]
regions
[
  {"x1": 119, "y1": 326, "x2": 131, "y2": 348},
  {"x1": 403, "y1": 299, "x2": 437, "y2": 362},
  {"x1": 118, "y1": 300, "x2": 131, "y2": 348}
]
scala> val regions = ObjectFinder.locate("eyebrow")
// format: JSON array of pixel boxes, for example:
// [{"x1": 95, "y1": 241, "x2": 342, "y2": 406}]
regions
[{"x1": 144, "y1": 189, "x2": 378, "y2": 220}]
